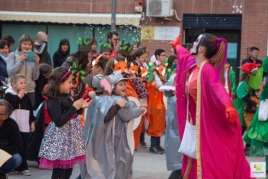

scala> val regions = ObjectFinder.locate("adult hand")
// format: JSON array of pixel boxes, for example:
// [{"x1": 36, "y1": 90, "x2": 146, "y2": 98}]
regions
[
  {"x1": 117, "y1": 99, "x2": 126, "y2": 108},
  {"x1": 114, "y1": 42, "x2": 120, "y2": 52},
  {"x1": 21, "y1": 53, "x2": 28, "y2": 62},
  {"x1": 42, "y1": 34, "x2": 48, "y2": 42},
  {"x1": 73, "y1": 98, "x2": 84, "y2": 110},
  {"x1": 33, "y1": 55, "x2": 40, "y2": 65},
  {"x1": 225, "y1": 102, "x2": 238, "y2": 123},
  {"x1": 82, "y1": 98, "x2": 92, "y2": 109}
]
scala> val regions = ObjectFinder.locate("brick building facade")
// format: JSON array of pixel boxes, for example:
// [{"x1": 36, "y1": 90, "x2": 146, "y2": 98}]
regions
[{"x1": 0, "y1": 0, "x2": 268, "y2": 64}]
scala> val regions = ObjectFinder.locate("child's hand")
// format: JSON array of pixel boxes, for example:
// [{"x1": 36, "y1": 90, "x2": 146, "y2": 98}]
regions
[
  {"x1": 30, "y1": 122, "x2": 35, "y2": 132},
  {"x1": 82, "y1": 98, "x2": 92, "y2": 109},
  {"x1": 18, "y1": 89, "x2": 26, "y2": 99},
  {"x1": 128, "y1": 71, "x2": 136, "y2": 79},
  {"x1": 140, "y1": 106, "x2": 147, "y2": 113},
  {"x1": 117, "y1": 99, "x2": 126, "y2": 108},
  {"x1": 73, "y1": 98, "x2": 84, "y2": 110}
]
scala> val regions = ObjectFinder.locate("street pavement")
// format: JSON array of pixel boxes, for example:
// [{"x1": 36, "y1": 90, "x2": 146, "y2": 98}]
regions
[{"x1": 7, "y1": 135, "x2": 267, "y2": 179}]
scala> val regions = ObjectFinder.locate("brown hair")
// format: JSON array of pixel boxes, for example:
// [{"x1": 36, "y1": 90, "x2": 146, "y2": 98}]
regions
[
  {"x1": 1, "y1": 34, "x2": 15, "y2": 47},
  {"x1": 43, "y1": 67, "x2": 72, "y2": 98},
  {"x1": 199, "y1": 33, "x2": 227, "y2": 84},
  {"x1": 39, "y1": 63, "x2": 52, "y2": 76},
  {"x1": 132, "y1": 49, "x2": 145, "y2": 60},
  {"x1": 18, "y1": 34, "x2": 35, "y2": 51},
  {"x1": 0, "y1": 40, "x2": 8, "y2": 49}
]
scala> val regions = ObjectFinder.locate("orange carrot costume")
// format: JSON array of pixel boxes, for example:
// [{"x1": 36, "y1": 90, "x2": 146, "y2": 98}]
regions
[{"x1": 146, "y1": 81, "x2": 166, "y2": 137}]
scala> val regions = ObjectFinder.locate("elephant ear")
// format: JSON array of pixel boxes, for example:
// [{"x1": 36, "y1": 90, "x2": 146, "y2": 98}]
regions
[{"x1": 100, "y1": 77, "x2": 112, "y2": 93}]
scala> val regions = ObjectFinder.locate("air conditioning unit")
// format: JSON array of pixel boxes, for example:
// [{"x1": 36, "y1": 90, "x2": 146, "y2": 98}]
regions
[{"x1": 146, "y1": 0, "x2": 174, "y2": 17}]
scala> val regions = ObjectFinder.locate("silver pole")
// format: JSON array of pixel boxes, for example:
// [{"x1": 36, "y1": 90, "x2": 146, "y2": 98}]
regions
[{"x1": 111, "y1": 0, "x2": 116, "y2": 31}]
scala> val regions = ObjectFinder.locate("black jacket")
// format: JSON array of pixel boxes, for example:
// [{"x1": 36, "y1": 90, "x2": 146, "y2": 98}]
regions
[
  {"x1": 5, "y1": 91, "x2": 36, "y2": 124},
  {"x1": 0, "y1": 56, "x2": 8, "y2": 85},
  {"x1": 34, "y1": 74, "x2": 48, "y2": 110},
  {"x1": 53, "y1": 50, "x2": 69, "y2": 68},
  {"x1": 0, "y1": 117, "x2": 23, "y2": 155},
  {"x1": 241, "y1": 57, "x2": 262, "y2": 65},
  {"x1": 35, "y1": 42, "x2": 51, "y2": 65}
]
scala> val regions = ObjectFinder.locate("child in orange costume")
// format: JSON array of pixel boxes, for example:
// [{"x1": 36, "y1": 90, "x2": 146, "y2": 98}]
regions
[{"x1": 147, "y1": 49, "x2": 167, "y2": 154}]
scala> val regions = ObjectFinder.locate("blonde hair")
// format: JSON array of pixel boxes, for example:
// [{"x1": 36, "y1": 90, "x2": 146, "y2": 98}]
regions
[{"x1": 10, "y1": 74, "x2": 25, "y2": 84}]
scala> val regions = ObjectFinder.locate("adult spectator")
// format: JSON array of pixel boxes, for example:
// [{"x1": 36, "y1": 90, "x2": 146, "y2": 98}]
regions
[
  {"x1": 242, "y1": 47, "x2": 262, "y2": 65},
  {"x1": 35, "y1": 31, "x2": 51, "y2": 65},
  {"x1": 107, "y1": 31, "x2": 120, "y2": 59},
  {"x1": 0, "y1": 100, "x2": 22, "y2": 179},
  {"x1": 6, "y1": 34, "x2": 40, "y2": 107},
  {"x1": 90, "y1": 38, "x2": 97, "y2": 55},
  {"x1": 53, "y1": 38, "x2": 70, "y2": 68},
  {"x1": 1, "y1": 34, "x2": 15, "y2": 53},
  {"x1": 0, "y1": 40, "x2": 8, "y2": 86}
]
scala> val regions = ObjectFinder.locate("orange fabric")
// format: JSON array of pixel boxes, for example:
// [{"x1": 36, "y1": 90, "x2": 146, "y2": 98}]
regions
[
  {"x1": 80, "y1": 86, "x2": 94, "y2": 129},
  {"x1": 80, "y1": 109, "x2": 86, "y2": 130},
  {"x1": 244, "y1": 96, "x2": 260, "y2": 129},
  {"x1": 126, "y1": 80, "x2": 141, "y2": 149},
  {"x1": 188, "y1": 66, "x2": 200, "y2": 102},
  {"x1": 147, "y1": 82, "x2": 166, "y2": 137},
  {"x1": 140, "y1": 115, "x2": 146, "y2": 133}
]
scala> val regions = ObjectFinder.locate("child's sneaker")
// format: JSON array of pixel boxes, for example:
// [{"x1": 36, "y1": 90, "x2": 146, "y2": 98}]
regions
[
  {"x1": 18, "y1": 170, "x2": 31, "y2": 176},
  {"x1": 140, "y1": 142, "x2": 147, "y2": 148}
]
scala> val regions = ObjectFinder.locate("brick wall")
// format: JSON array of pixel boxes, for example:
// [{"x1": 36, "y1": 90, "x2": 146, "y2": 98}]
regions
[{"x1": 1, "y1": 0, "x2": 268, "y2": 61}]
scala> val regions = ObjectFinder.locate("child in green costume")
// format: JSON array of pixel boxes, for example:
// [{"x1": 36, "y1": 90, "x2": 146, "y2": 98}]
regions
[{"x1": 244, "y1": 77, "x2": 268, "y2": 171}]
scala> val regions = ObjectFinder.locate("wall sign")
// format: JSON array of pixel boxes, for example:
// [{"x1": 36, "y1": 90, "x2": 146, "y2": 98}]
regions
[{"x1": 154, "y1": 26, "x2": 180, "y2": 40}]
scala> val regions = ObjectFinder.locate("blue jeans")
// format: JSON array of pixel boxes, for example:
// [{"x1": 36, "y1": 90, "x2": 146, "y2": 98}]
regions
[
  {"x1": 150, "y1": 136, "x2": 160, "y2": 148},
  {"x1": 0, "y1": 153, "x2": 22, "y2": 174}
]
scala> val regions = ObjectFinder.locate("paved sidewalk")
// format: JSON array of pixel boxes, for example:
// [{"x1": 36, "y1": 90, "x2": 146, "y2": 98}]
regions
[{"x1": 7, "y1": 135, "x2": 267, "y2": 179}]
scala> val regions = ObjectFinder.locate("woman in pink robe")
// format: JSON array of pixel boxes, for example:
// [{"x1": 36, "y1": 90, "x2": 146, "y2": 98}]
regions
[{"x1": 171, "y1": 34, "x2": 253, "y2": 179}]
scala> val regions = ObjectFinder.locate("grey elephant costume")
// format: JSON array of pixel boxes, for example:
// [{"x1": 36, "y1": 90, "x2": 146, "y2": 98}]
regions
[
  {"x1": 112, "y1": 95, "x2": 143, "y2": 179},
  {"x1": 160, "y1": 74, "x2": 183, "y2": 171},
  {"x1": 80, "y1": 74, "x2": 120, "y2": 179},
  {"x1": 80, "y1": 95, "x2": 116, "y2": 179}
]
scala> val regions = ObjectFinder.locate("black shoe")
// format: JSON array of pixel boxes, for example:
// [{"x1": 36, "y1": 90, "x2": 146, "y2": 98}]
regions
[
  {"x1": 156, "y1": 146, "x2": 165, "y2": 153},
  {"x1": 0, "y1": 173, "x2": 7, "y2": 179},
  {"x1": 149, "y1": 147, "x2": 164, "y2": 154},
  {"x1": 140, "y1": 142, "x2": 147, "y2": 148}
]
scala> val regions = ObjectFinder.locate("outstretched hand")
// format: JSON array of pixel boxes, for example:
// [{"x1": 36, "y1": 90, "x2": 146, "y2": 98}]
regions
[{"x1": 82, "y1": 98, "x2": 92, "y2": 109}]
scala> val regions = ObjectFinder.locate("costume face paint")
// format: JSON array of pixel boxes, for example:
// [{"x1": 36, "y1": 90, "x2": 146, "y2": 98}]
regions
[
  {"x1": 191, "y1": 35, "x2": 203, "y2": 55},
  {"x1": 113, "y1": 61, "x2": 127, "y2": 74}
]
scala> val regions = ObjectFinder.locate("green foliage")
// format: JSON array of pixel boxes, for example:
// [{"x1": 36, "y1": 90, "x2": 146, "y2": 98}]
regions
[{"x1": 77, "y1": 37, "x2": 83, "y2": 45}]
